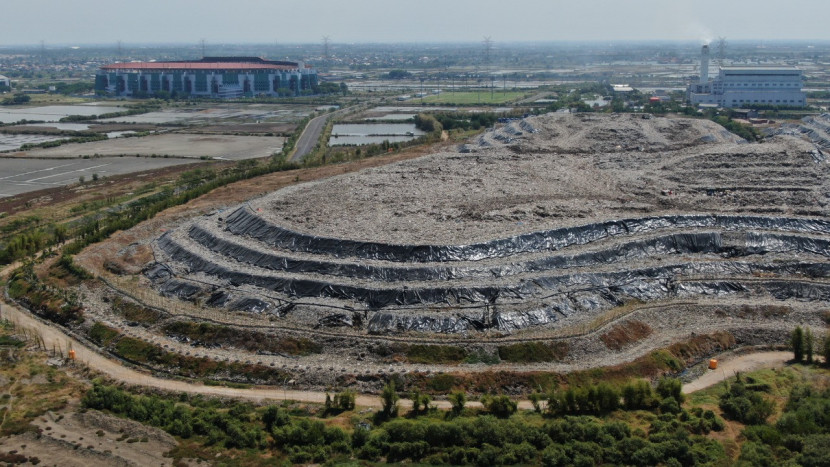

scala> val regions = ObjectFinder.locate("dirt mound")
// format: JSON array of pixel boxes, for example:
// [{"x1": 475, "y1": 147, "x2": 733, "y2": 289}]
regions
[{"x1": 524, "y1": 113, "x2": 744, "y2": 153}]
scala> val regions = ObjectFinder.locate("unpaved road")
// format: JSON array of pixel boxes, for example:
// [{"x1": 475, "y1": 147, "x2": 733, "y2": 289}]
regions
[
  {"x1": 0, "y1": 298, "x2": 475, "y2": 410},
  {"x1": 682, "y1": 351, "x2": 791, "y2": 394},
  {"x1": 1, "y1": 295, "x2": 790, "y2": 410}
]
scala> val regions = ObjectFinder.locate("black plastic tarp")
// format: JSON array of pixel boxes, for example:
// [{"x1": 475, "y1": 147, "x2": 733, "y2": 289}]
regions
[
  {"x1": 192, "y1": 224, "x2": 727, "y2": 282},
  {"x1": 223, "y1": 207, "x2": 830, "y2": 263},
  {"x1": 155, "y1": 232, "x2": 830, "y2": 309}
]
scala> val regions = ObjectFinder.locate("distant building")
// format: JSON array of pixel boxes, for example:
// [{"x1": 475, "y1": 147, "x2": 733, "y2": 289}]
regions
[
  {"x1": 0, "y1": 75, "x2": 10, "y2": 89},
  {"x1": 95, "y1": 57, "x2": 317, "y2": 98},
  {"x1": 688, "y1": 45, "x2": 805, "y2": 108}
]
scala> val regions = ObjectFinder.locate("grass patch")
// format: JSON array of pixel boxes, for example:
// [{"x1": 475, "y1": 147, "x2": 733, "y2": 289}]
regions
[
  {"x1": 418, "y1": 90, "x2": 527, "y2": 105},
  {"x1": 0, "y1": 328, "x2": 85, "y2": 436},
  {"x1": 600, "y1": 320, "x2": 653, "y2": 350},
  {"x1": 112, "y1": 336, "x2": 291, "y2": 384},
  {"x1": 408, "y1": 370, "x2": 562, "y2": 395},
  {"x1": 163, "y1": 321, "x2": 321, "y2": 356},
  {"x1": 404, "y1": 345, "x2": 467, "y2": 364},
  {"x1": 88, "y1": 322, "x2": 120, "y2": 347},
  {"x1": 0, "y1": 335, "x2": 24, "y2": 347},
  {"x1": 497, "y1": 341, "x2": 569, "y2": 363},
  {"x1": 571, "y1": 331, "x2": 738, "y2": 388},
  {"x1": 667, "y1": 332, "x2": 736, "y2": 363},
  {"x1": 464, "y1": 350, "x2": 500, "y2": 365},
  {"x1": 110, "y1": 296, "x2": 161, "y2": 325},
  {"x1": 114, "y1": 336, "x2": 160, "y2": 363},
  {"x1": 426, "y1": 374, "x2": 459, "y2": 392},
  {"x1": 7, "y1": 264, "x2": 83, "y2": 325}
]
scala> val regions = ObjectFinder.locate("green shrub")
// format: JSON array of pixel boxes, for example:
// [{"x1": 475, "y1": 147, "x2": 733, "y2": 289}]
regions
[
  {"x1": 719, "y1": 379, "x2": 776, "y2": 425},
  {"x1": 88, "y1": 322, "x2": 120, "y2": 346},
  {"x1": 381, "y1": 381, "x2": 399, "y2": 419},
  {"x1": 405, "y1": 345, "x2": 467, "y2": 364},
  {"x1": 498, "y1": 341, "x2": 568, "y2": 363},
  {"x1": 481, "y1": 394, "x2": 517, "y2": 418},
  {"x1": 656, "y1": 377, "x2": 684, "y2": 404}
]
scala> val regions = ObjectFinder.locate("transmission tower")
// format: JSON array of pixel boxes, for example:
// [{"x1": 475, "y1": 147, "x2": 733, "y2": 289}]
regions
[
  {"x1": 482, "y1": 36, "x2": 493, "y2": 68},
  {"x1": 716, "y1": 37, "x2": 727, "y2": 67},
  {"x1": 322, "y1": 36, "x2": 331, "y2": 61},
  {"x1": 200, "y1": 39, "x2": 206, "y2": 58},
  {"x1": 117, "y1": 40, "x2": 122, "y2": 59}
]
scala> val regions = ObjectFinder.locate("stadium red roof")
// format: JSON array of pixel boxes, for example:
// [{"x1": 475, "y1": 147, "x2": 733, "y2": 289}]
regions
[{"x1": 101, "y1": 62, "x2": 298, "y2": 71}]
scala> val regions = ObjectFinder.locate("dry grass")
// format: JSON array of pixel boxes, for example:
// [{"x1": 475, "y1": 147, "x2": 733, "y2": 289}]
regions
[
  {"x1": 600, "y1": 320, "x2": 653, "y2": 350},
  {"x1": 0, "y1": 325, "x2": 87, "y2": 436}
]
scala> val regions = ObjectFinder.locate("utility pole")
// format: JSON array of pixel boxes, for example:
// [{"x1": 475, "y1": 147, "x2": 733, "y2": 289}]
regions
[
  {"x1": 482, "y1": 36, "x2": 493, "y2": 70},
  {"x1": 491, "y1": 75, "x2": 495, "y2": 100}
]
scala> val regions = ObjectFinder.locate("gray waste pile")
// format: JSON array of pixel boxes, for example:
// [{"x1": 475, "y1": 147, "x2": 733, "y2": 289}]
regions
[
  {"x1": 145, "y1": 113, "x2": 830, "y2": 335},
  {"x1": 148, "y1": 209, "x2": 830, "y2": 334},
  {"x1": 772, "y1": 113, "x2": 830, "y2": 153}
]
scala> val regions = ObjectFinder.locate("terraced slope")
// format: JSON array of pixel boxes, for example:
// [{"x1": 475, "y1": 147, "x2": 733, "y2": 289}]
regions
[{"x1": 145, "y1": 113, "x2": 830, "y2": 336}]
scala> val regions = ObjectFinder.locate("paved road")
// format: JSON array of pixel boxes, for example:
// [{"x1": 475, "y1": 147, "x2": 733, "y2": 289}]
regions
[
  {"x1": 289, "y1": 113, "x2": 332, "y2": 163},
  {"x1": 290, "y1": 106, "x2": 361, "y2": 163}
]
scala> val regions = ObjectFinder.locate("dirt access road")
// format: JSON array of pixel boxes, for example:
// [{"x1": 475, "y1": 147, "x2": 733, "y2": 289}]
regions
[
  {"x1": 0, "y1": 294, "x2": 789, "y2": 409},
  {"x1": 682, "y1": 351, "x2": 791, "y2": 394}
]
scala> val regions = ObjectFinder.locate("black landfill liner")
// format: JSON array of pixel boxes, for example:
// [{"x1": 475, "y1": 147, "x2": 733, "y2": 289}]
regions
[
  {"x1": 155, "y1": 233, "x2": 830, "y2": 309},
  {"x1": 191, "y1": 224, "x2": 830, "y2": 282},
  {"x1": 191, "y1": 225, "x2": 734, "y2": 282},
  {"x1": 224, "y1": 206, "x2": 830, "y2": 263},
  {"x1": 367, "y1": 278, "x2": 830, "y2": 334}
]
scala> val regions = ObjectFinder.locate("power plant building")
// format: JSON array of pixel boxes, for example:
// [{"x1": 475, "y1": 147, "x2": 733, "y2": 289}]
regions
[
  {"x1": 688, "y1": 45, "x2": 805, "y2": 108},
  {"x1": 95, "y1": 57, "x2": 317, "y2": 98}
]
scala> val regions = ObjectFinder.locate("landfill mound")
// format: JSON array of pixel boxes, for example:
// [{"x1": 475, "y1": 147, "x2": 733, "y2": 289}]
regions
[{"x1": 145, "y1": 113, "x2": 830, "y2": 335}]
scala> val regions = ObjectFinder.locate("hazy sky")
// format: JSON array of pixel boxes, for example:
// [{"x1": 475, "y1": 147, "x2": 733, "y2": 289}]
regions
[{"x1": 2, "y1": 0, "x2": 829, "y2": 46}]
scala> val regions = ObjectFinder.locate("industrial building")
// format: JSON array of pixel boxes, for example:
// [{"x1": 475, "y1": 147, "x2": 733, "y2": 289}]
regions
[
  {"x1": 95, "y1": 57, "x2": 317, "y2": 98},
  {"x1": 688, "y1": 45, "x2": 805, "y2": 108},
  {"x1": 0, "y1": 75, "x2": 10, "y2": 89}
]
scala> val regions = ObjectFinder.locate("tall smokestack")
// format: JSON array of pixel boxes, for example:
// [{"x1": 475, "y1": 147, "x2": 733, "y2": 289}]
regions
[{"x1": 700, "y1": 45, "x2": 710, "y2": 85}]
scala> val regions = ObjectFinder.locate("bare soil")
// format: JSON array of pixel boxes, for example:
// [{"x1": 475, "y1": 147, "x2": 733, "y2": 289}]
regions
[{"x1": 0, "y1": 406, "x2": 177, "y2": 467}]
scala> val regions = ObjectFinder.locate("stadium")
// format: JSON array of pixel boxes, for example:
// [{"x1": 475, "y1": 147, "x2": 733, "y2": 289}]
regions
[{"x1": 95, "y1": 56, "x2": 318, "y2": 98}]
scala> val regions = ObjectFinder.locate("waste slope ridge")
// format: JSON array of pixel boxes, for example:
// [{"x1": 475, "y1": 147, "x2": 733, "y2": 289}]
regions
[
  {"x1": 154, "y1": 227, "x2": 830, "y2": 309},
  {"x1": 189, "y1": 217, "x2": 830, "y2": 281},
  {"x1": 223, "y1": 207, "x2": 830, "y2": 263},
  {"x1": 248, "y1": 113, "x2": 823, "y2": 246},
  {"x1": 138, "y1": 112, "x2": 830, "y2": 334}
]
